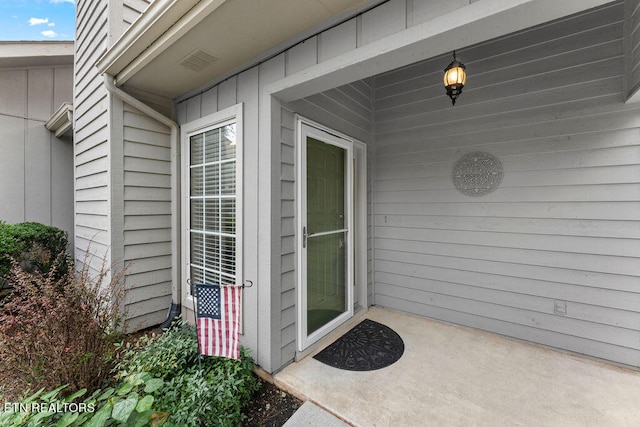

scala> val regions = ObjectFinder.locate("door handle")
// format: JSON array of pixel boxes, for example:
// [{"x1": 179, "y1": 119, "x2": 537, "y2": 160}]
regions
[{"x1": 303, "y1": 226, "x2": 315, "y2": 248}]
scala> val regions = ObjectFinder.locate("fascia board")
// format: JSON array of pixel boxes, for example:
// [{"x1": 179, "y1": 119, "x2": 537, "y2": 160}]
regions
[
  {"x1": 0, "y1": 41, "x2": 74, "y2": 60},
  {"x1": 97, "y1": 0, "x2": 200, "y2": 75}
]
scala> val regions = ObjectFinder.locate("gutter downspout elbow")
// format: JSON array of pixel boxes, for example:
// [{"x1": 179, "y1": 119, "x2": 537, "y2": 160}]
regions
[{"x1": 103, "y1": 74, "x2": 182, "y2": 329}]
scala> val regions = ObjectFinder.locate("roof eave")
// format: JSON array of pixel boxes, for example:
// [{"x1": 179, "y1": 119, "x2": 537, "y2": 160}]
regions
[{"x1": 97, "y1": 0, "x2": 227, "y2": 86}]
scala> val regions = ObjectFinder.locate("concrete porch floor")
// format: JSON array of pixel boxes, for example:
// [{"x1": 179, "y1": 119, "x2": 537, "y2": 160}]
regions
[{"x1": 274, "y1": 306, "x2": 640, "y2": 426}]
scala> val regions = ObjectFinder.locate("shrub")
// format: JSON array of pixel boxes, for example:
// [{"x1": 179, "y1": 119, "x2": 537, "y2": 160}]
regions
[
  {"x1": 116, "y1": 321, "x2": 260, "y2": 426},
  {"x1": 116, "y1": 321, "x2": 198, "y2": 380},
  {"x1": 0, "y1": 254, "x2": 127, "y2": 397},
  {"x1": 0, "y1": 221, "x2": 69, "y2": 280}
]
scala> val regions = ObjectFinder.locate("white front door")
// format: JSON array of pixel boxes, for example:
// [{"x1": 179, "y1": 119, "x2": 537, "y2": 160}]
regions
[{"x1": 297, "y1": 119, "x2": 354, "y2": 351}]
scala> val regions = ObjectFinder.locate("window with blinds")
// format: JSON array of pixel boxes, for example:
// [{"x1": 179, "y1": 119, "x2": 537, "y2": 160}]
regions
[{"x1": 188, "y1": 121, "x2": 237, "y2": 288}]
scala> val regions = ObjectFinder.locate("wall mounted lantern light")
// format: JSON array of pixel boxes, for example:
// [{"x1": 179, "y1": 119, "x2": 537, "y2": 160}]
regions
[{"x1": 443, "y1": 50, "x2": 466, "y2": 105}]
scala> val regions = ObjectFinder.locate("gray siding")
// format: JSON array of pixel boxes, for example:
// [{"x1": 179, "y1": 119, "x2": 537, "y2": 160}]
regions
[
  {"x1": 74, "y1": 0, "x2": 110, "y2": 271},
  {"x1": 172, "y1": 0, "x2": 637, "y2": 371},
  {"x1": 176, "y1": 65, "x2": 264, "y2": 369},
  {"x1": 0, "y1": 65, "x2": 74, "y2": 240},
  {"x1": 627, "y1": 0, "x2": 640, "y2": 95},
  {"x1": 372, "y1": 2, "x2": 640, "y2": 366},
  {"x1": 123, "y1": 0, "x2": 151, "y2": 28},
  {"x1": 281, "y1": 80, "x2": 374, "y2": 363},
  {"x1": 279, "y1": 108, "x2": 297, "y2": 365},
  {"x1": 76, "y1": 0, "x2": 167, "y2": 330},
  {"x1": 122, "y1": 103, "x2": 172, "y2": 329}
]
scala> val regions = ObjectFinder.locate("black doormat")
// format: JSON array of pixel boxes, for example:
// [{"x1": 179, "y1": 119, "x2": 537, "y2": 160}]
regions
[{"x1": 313, "y1": 319, "x2": 404, "y2": 371}]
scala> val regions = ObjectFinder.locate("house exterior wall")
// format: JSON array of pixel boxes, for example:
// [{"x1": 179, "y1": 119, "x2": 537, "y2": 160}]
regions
[
  {"x1": 121, "y1": 102, "x2": 172, "y2": 329},
  {"x1": 123, "y1": 0, "x2": 152, "y2": 28},
  {"x1": 372, "y1": 1, "x2": 640, "y2": 367},
  {"x1": 74, "y1": 0, "x2": 111, "y2": 271},
  {"x1": 174, "y1": 0, "x2": 476, "y2": 371},
  {"x1": 626, "y1": 0, "x2": 640, "y2": 95},
  {"x1": 0, "y1": 64, "x2": 74, "y2": 240},
  {"x1": 176, "y1": 66, "x2": 266, "y2": 369},
  {"x1": 171, "y1": 0, "x2": 639, "y2": 371},
  {"x1": 283, "y1": 80, "x2": 374, "y2": 363},
  {"x1": 75, "y1": 0, "x2": 167, "y2": 329},
  {"x1": 177, "y1": 76, "x2": 374, "y2": 370}
]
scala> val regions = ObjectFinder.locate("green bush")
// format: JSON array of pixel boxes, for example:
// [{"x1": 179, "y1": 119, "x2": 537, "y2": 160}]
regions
[
  {"x1": 116, "y1": 322, "x2": 198, "y2": 380},
  {"x1": 0, "y1": 221, "x2": 69, "y2": 282},
  {"x1": 116, "y1": 320, "x2": 260, "y2": 426}
]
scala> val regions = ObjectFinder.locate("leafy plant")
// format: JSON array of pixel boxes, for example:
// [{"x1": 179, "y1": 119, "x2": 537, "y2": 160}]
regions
[
  {"x1": 115, "y1": 320, "x2": 198, "y2": 380},
  {"x1": 116, "y1": 320, "x2": 260, "y2": 426},
  {"x1": 0, "y1": 253, "x2": 127, "y2": 397},
  {"x1": 0, "y1": 373, "x2": 167, "y2": 427}
]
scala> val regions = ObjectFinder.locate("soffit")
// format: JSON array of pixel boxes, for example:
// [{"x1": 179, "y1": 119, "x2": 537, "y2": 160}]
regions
[{"x1": 101, "y1": 0, "x2": 374, "y2": 99}]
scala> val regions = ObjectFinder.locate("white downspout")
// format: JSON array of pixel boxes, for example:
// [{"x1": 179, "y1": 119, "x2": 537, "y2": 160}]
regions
[{"x1": 104, "y1": 74, "x2": 182, "y2": 325}]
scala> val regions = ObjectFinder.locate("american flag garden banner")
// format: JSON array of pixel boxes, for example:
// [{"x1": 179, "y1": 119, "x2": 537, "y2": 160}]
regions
[{"x1": 195, "y1": 283, "x2": 242, "y2": 360}]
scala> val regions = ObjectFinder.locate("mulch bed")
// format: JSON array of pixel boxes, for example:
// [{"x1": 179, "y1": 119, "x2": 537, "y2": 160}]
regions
[{"x1": 243, "y1": 378, "x2": 303, "y2": 426}]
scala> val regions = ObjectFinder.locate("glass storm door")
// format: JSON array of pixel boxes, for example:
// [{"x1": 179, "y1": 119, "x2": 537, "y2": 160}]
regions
[{"x1": 298, "y1": 121, "x2": 353, "y2": 350}]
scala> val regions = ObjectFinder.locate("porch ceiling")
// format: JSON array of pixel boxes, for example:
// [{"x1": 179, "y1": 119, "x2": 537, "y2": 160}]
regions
[
  {"x1": 99, "y1": 0, "x2": 617, "y2": 102},
  {"x1": 98, "y1": 0, "x2": 378, "y2": 99}
]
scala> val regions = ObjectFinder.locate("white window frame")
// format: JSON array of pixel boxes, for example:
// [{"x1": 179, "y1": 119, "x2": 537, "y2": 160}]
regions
[{"x1": 181, "y1": 103, "x2": 243, "y2": 311}]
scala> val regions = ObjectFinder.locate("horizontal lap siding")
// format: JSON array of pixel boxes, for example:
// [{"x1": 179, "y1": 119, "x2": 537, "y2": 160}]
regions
[
  {"x1": 122, "y1": 103, "x2": 172, "y2": 330},
  {"x1": 373, "y1": 2, "x2": 640, "y2": 366},
  {"x1": 76, "y1": 0, "x2": 155, "y2": 328},
  {"x1": 74, "y1": 0, "x2": 110, "y2": 274},
  {"x1": 628, "y1": 0, "x2": 640, "y2": 94},
  {"x1": 123, "y1": 0, "x2": 151, "y2": 27},
  {"x1": 280, "y1": 108, "x2": 296, "y2": 365}
]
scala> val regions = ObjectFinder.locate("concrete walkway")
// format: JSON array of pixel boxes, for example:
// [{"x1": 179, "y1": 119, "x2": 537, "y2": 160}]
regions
[{"x1": 275, "y1": 306, "x2": 640, "y2": 427}]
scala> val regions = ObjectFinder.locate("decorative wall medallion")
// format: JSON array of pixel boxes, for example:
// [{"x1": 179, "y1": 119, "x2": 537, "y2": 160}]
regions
[{"x1": 452, "y1": 151, "x2": 503, "y2": 196}]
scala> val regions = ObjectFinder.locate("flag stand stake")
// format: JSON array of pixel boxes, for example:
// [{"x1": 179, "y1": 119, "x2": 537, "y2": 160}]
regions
[{"x1": 189, "y1": 279, "x2": 203, "y2": 370}]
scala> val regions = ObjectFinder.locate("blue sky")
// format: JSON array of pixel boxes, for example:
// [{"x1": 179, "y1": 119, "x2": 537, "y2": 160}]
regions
[{"x1": 0, "y1": 0, "x2": 75, "y2": 41}]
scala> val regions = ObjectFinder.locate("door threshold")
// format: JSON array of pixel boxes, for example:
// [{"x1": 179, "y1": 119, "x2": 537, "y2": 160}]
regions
[{"x1": 295, "y1": 306, "x2": 368, "y2": 362}]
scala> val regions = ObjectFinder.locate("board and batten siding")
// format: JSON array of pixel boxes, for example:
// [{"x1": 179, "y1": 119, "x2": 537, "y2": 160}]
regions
[
  {"x1": 0, "y1": 64, "x2": 74, "y2": 239},
  {"x1": 372, "y1": 1, "x2": 640, "y2": 367},
  {"x1": 175, "y1": 67, "x2": 265, "y2": 368}
]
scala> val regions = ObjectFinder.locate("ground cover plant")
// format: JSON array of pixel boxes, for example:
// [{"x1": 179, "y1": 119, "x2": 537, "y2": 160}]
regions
[
  {"x1": 116, "y1": 320, "x2": 261, "y2": 426},
  {"x1": 1, "y1": 319, "x2": 261, "y2": 426}
]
